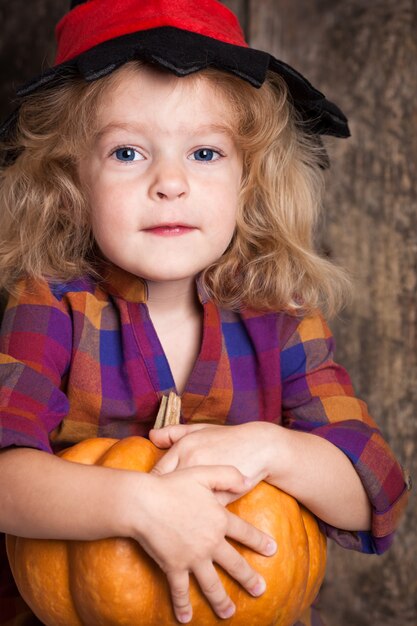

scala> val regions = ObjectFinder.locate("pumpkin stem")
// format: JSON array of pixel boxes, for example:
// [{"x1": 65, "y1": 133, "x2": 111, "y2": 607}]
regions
[{"x1": 154, "y1": 392, "x2": 181, "y2": 429}]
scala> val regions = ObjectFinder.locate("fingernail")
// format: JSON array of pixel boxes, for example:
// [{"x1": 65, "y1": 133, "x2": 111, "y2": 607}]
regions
[
  {"x1": 220, "y1": 604, "x2": 235, "y2": 619},
  {"x1": 251, "y1": 577, "x2": 266, "y2": 596},
  {"x1": 265, "y1": 540, "x2": 277, "y2": 555},
  {"x1": 178, "y1": 611, "x2": 192, "y2": 623}
]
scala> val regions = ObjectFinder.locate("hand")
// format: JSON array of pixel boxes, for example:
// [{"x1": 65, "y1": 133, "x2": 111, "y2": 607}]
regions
[
  {"x1": 135, "y1": 465, "x2": 277, "y2": 623},
  {"x1": 149, "y1": 422, "x2": 278, "y2": 504}
]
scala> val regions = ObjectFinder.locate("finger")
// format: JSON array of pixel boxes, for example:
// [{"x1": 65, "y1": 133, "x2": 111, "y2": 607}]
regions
[
  {"x1": 213, "y1": 489, "x2": 244, "y2": 507},
  {"x1": 149, "y1": 424, "x2": 212, "y2": 448},
  {"x1": 150, "y1": 449, "x2": 179, "y2": 476},
  {"x1": 213, "y1": 490, "x2": 234, "y2": 507},
  {"x1": 194, "y1": 465, "x2": 251, "y2": 494},
  {"x1": 226, "y1": 511, "x2": 277, "y2": 557},
  {"x1": 214, "y1": 541, "x2": 266, "y2": 598},
  {"x1": 166, "y1": 570, "x2": 193, "y2": 624},
  {"x1": 213, "y1": 473, "x2": 265, "y2": 507},
  {"x1": 193, "y1": 561, "x2": 235, "y2": 620}
]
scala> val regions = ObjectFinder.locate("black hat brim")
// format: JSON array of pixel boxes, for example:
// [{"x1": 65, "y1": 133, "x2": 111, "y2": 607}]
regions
[{"x1": 0, "y1": 26, "x2": 350, "y2": 142}]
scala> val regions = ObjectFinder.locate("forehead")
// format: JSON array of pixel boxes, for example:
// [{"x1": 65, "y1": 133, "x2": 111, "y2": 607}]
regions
[{"x1": 95, "y1": 65, "x2": 237, "y2": 135}]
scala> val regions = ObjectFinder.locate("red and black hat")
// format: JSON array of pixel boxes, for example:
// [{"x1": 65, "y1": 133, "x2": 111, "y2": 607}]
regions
[{"x1": 1, "y1": 0, "x2": 349, "y2": 140}]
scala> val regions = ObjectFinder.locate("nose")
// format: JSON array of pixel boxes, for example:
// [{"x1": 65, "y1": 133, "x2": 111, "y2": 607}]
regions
[{"x1": 148, "y1": 158, "x2": 189, "y2": 201}]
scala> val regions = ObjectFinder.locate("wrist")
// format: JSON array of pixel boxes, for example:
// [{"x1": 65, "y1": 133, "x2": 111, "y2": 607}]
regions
[
  {"x1": 255, "y1": 422, "x2": 292, "y2": 485},
  {"x1": 241, "y1": 421, "x2": 290, "y2": 483},
  {"x1": 112, "y1": 470, "x2": 158, "y2": 540}
]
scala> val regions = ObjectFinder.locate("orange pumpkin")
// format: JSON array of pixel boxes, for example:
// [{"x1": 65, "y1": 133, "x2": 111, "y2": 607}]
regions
[{"x1": 6, "y1": 436, "x2": 326, "y2": 626}]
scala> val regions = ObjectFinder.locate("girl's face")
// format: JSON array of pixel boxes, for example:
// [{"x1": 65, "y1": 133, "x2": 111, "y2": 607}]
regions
[{"x1": 79, "y1": 65, "x2": 242, "y2": 288}]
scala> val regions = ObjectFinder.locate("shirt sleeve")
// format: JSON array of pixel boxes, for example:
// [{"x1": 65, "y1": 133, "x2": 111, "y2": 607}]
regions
[
  {"x1": 280, "y1": 313, "x2": 410, "y2": 555},
  {"x1": 0, "y1": 278, "x2": 72, "y2": 454}
]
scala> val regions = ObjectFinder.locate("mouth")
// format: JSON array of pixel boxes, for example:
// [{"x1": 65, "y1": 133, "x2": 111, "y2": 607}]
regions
[{"x1": 143, "y1": 223, "x2": 197, "y2": 237}]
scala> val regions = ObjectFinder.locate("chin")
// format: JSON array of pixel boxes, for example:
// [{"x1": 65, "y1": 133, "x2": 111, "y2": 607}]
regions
[
  {"x1": 136, "y1": 262, "x2": 205, "y2": 282},
  {"x1": 131, "y1": 266, "x2": 196, "y2": 283},
  {"x1": 145, "y1": 273, "x2": 197, "y2": 284}
]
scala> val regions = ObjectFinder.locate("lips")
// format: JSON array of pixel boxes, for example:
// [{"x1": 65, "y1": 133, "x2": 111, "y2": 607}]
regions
[{"x1": 143, "y1": 223, "x2": 196, "y2": 237}]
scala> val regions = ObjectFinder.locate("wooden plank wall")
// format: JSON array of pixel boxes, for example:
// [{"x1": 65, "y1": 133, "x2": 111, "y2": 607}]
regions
[
  {"x1": 1, "y1": 1, "x2": 416, "y2": 625},
  {"x1": 222, "y1": 1, "x2": 416, "y2": 624}
]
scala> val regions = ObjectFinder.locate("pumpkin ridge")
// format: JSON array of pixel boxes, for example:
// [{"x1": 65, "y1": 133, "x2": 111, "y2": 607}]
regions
[{"x1": 59, "y1": 437, "x2": 119, "y2": 465}]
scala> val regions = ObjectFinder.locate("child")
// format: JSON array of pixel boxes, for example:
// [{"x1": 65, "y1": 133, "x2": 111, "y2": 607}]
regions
[{"x1": 0, "y1": 1, "x2": 409, "y2": 624}]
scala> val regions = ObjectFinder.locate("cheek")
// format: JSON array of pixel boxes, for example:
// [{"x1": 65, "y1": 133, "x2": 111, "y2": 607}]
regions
[
  {"x1": 90, "y1": 188, "x2": 132, "y2": 233},
  {"x1": 90, "y1": 207, "x2": 122, "y2": 257},
  {"x1": 90, "y1": 215, "x2": 111, "y2": 254},
  {"x1": 212, "y1": 182, "x2": 239, "y2": 229},
  {"x1": 208, "y1": 202, "x2": 238, "y2": 252}
]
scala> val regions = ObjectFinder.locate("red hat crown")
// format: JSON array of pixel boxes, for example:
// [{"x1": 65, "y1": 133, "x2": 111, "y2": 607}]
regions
[
  {"x1": 0, "y1": 0, "x2": 351, "y2": 144},
  {"x1": 55, "y1": 0, "x2": 248, "y2": 66}
]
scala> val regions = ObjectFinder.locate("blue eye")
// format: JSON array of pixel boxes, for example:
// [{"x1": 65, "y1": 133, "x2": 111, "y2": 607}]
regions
[
  {"x1": 113, "y1": 147, "x2": 141, "y2": 162},
  {"x1": 191, "y1": 148, "x2": 221, "y2": 162}
]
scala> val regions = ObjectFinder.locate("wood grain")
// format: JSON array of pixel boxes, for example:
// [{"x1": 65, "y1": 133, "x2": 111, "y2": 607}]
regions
[
  {"x1": 1, "y1": 1, "x2": 416, "y2": 624},
  {"x1": 240, "y1": 1, "x2": 417, "y2": 624}
]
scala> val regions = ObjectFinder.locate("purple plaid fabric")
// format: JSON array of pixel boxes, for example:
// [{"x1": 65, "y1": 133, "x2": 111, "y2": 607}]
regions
[{"x1": 0, "y1": 265, "x2": 409, "y2": 623}]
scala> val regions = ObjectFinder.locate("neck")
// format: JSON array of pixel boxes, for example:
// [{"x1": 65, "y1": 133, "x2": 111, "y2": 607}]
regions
[{"x1": 146, "y1": 277, "x2": 200, "y2": 318}]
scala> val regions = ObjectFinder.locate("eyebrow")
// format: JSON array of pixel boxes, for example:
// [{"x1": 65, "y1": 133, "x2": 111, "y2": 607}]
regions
[{"x1": 95, "y1": 121, "x2": 233, "y2": 141}]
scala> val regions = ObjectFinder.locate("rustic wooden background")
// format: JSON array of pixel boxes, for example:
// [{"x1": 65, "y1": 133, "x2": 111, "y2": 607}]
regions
[{"x1": 1, "y1": 1, "x2": 416, "y2": 624}]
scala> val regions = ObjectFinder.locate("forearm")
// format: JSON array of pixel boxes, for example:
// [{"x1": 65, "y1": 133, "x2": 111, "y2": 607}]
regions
[
  {"x1": 0, "y1": 447, "x2": 145, "y2": 540},
  {"x1": 264, "y1": 425, "x2": 372, "y2": 531}
]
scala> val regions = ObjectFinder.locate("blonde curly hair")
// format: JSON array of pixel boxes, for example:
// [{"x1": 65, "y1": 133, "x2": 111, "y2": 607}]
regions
[{"x1": 0, "y1": 62, "x2": 350, "y2": 316}]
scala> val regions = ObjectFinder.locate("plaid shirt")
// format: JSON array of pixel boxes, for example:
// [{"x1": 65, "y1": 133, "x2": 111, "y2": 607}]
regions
[{"x1": 0, "y1": 265, "x2": 409, "y2": 624}]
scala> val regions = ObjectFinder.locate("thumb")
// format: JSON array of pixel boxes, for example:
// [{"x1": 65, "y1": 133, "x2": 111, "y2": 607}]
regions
[
  {"x1": 149, "y1": 424, "x2": 192, "y2": 449},
  {"x1": 150, "y1": 449, "x2": 179, "y2": 476}
]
